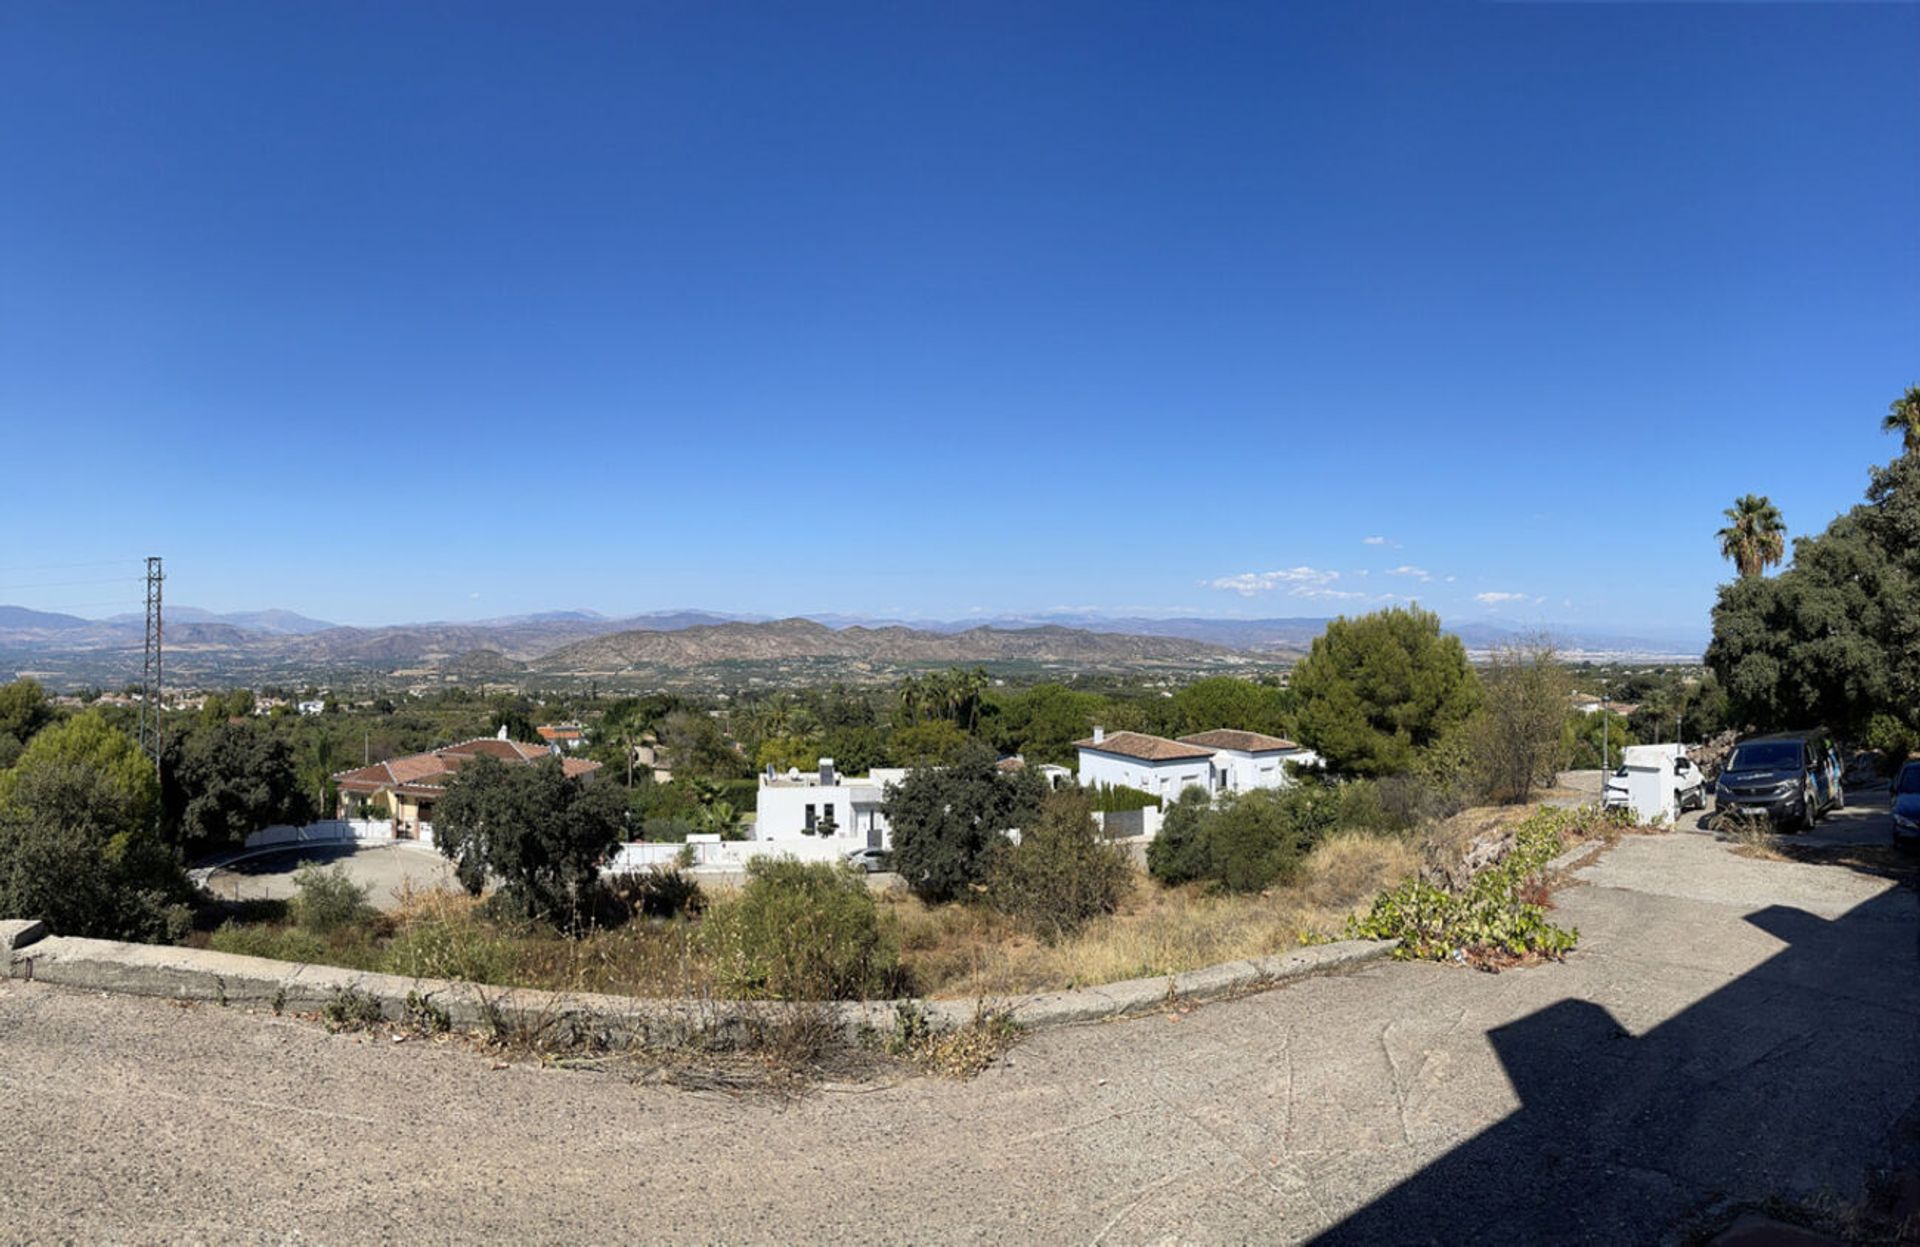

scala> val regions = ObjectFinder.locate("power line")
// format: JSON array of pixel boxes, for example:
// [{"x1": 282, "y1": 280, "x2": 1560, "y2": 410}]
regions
[
  {"x1": 0, "y1": 558, "x2": 139, "y2": 575},
  {"x1": 0, "y1": 577, "x2": 143, "y2": 592}
]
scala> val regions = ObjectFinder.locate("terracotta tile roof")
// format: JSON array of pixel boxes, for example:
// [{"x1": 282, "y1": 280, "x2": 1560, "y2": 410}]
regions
[
  {"x1": 1177, "y1": 729, "x2": 1300, "y2": 753},
  {"x1": 333, "y1": 737, "x2": 601, "y2": 793},
  {"x1": 537, "y1": 723, "x2": 585, "y2": 741},
  {"x1": 1072, "y1": 731, "x2": 1215, "y2": 763}
]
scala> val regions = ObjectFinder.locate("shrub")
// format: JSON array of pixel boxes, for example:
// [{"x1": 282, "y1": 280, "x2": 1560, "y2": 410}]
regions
[
  {"x1": 289, "y1": 862, "x2": 373, "y2": 934},
  {"x1": 987, "y1": 790, "x2": 1133, "y2": 943},
  {"x1": 1864, "y1": 713, "x2": 1914, "y2": 767},
  {"x1": 322, "y1": 986, "x2": 387, "y2": 1031},
  {"x1": 1086, "y1": 783, "x2": 1161, "y2": 814},
  {"x1": 603, "y1": 866, "x2": 705, "y2": 920},
  {"x1": 1348, "y1": 806, "x2": 1585, "y2": 964},
  {"x1": 703, "y1": 859, "x2": 900, "y2": 1000},
  {"x1": 641, "y1": 816, "x2": 697, "y2": 842},
  {"x1": 1145, "y1": 788, "x2": 1215, "y2": 885},
  {"x1": 209, "y1": 921, "x2": 333, "y2": 966},
  {"x1": 1147, "y1": 784, "x2": 1341, "y2": 893},
  {"x1": 381, "y1": 894, "x2": 521, "y2": 985}
]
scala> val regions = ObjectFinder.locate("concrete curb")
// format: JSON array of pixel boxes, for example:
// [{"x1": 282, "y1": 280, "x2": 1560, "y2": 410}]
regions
[
  {"x1": 3, "y1": 919, "x2": 1394, "y2": 1041},
  {"x1": 1547, "y1": 838, "x2": 1611, "y2": 875}
]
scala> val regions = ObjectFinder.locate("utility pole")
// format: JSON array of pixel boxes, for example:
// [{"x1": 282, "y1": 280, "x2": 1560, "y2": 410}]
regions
[
  {"x1": 137, "y1": 556, "x2": 164, "y2": 776},
  {"x1": 1601, "y1": 675, "x2": 1610, "y2": 777}
]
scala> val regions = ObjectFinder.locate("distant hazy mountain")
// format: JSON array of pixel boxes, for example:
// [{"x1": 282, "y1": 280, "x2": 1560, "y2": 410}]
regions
[
  {"x1": 104, "y1": 606, "x2": 338, "y2": 635},
  {"x1": 0, "y1": 599, "x2": 1702, "y2": 690},
  {"x1": 0, "y1": 606, "x2": 91, "y2": 632},
  {"x1": 531, "y1": 618, "x2": 1242, "y2": 674}
]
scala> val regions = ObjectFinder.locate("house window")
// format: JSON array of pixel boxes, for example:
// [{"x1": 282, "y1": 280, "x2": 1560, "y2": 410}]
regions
[{"x1": 804, "y1": 804, "x2": 816, "y2": 831}]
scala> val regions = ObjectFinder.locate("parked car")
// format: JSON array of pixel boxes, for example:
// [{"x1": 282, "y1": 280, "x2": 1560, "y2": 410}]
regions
[
  {"x1": 1603, "y1": 746, "x2": 1708, "y2": 815},
  {"x1": 1713, "y1": 731, "x2": 1839, "y2": 832},
  {"x1": 843, "y1": 846, "x2": 893, "y2": 873},
  {"x1": 1844, "y1": 750, "x2": 1885, "y2": 787},
  {"x1": 1892, "y1": 761, "x2": 1920, "y2": 845}
]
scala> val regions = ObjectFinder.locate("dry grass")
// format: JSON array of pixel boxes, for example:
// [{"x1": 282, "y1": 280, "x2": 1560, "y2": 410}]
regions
[
  {"x1": 1716, "y1": 810, "x2": 1789, "y2": 861},
  {"x1": 890, "y1": 830, "x2": 1420, "y2": 998},
  {"x1": 213, "y1": 832, "x2": 1425, "y2": 1005}
]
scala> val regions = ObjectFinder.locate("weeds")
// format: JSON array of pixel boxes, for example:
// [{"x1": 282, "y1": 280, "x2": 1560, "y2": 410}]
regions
[
  {"x1": 877, "y1": 1000, "x2": 1021, "y2": 1078},
  {"x1": 1717, "y1": 810, "x2": 1787, "y2": 860},
  {"x1": 1348, "y1": 806, "x2": 1592, "y2": 968},
  {"x1": 321, "y1": 986, "x2": 386, "y2": 1032}
]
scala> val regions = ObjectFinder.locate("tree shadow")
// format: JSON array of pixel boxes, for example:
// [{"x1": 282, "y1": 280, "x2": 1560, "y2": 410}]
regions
[{"x1": 1313, "y1": 891, "x2": 1920, "y2": 1243}]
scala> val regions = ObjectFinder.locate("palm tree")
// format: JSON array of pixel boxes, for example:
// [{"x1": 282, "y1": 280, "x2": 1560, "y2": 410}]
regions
[
  {"x1": 1882, "y1": 384, "x2": 1920, "y2": 458},
  {"x1": 1717, "y1": 494, "x2": 1787, "y2": 579}
]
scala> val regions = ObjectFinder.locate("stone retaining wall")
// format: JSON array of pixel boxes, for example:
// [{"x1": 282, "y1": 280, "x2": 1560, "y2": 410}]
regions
[{"x1": 1, "y1": 918, "x2": 1393, "y2": 1040}]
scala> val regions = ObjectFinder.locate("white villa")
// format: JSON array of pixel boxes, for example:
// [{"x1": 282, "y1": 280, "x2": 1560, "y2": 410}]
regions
[
  {"x1": 1073, "y1": 727, "x2": 1317, "y2": 802},
  {"x1": 755, "y1": 758, "x2": 908, "y2": 849}
]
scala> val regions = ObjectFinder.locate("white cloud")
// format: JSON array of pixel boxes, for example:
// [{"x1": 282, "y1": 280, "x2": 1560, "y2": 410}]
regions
[
  {"x1": 1362, "y1": 536, "x2": 1388, "y2": 546},
  {"x1": 1386, "y1": 565, "x2": 1431, "y2": 581},
  {"x1": 1204, "y1": 567, "x2": 1340, "y2": 597},
  {"x1": 1475, "y1": 591, "x2": 1529, "y2": 605}
]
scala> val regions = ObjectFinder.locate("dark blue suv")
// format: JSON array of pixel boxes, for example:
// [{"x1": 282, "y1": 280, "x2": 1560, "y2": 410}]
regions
[{"x1": 1713, "y1": 731, "x2": 1838, "y2": 832}]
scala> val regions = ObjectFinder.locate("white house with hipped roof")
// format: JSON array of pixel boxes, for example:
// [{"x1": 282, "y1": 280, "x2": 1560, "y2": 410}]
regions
[{"x1": 1073, "y1": 727, "x2": 1317, "y2": 801}]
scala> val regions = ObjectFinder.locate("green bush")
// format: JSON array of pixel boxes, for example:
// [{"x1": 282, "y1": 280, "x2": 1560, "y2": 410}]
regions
[
  {"x1": 289, "y1": 862, "x2": 373, "y2": 934},
  {"x1": 641, "y1": 816, "x2": 696, "y2": 842},
  {"x1": 382, "y1": 910, "x2": 521, "y2": 985},
  {"x1": 1086, "y1": 783, "x2": 1161, "y2": 814},
  {"x1": 1348, "y1": 806, "x2": 1604, "y2": 963},
  {"x1": 1145, "y1": 789, "x2": 1214, "y2": 885},
  {"x1": 1147, "y1": 784, "x2": 1341, "y2": 892},
  {"x1": 1864, "y1": 713, "x2": 1914, "y2": 767},
  {"x1": 987, "y1": 790, "x2": 1133, "y2": 943},
  {"x1": 702, "y1": 859, "x2": 900, "y2": 1000},
  {"x1": 209, "y1": 921, "x2": 333, "y2": 965}
]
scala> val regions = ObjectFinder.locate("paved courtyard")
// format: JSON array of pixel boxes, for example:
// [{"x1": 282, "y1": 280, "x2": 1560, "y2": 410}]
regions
[
  {"x1": 201, "y1": 842, "x2": 458, "y2": 910},
  {"x1": 4, "y1": 810, "x2": 1915, "y2": 1243}
]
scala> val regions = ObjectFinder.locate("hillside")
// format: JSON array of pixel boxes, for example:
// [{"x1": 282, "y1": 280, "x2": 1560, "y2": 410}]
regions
[{"x1": 531, "y1": 619, "x2": 1241, "y2": 673}]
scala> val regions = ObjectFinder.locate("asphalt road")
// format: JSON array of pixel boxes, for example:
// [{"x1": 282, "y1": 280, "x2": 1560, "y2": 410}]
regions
[{"x1": 4, "y1": 812, "x2": 1915, "y2": 1243}]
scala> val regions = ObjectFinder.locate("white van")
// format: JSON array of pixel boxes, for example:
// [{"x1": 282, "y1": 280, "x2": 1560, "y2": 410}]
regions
[{"x1": 1604, "y1": 744, "x2": 1707, "y2": 818}]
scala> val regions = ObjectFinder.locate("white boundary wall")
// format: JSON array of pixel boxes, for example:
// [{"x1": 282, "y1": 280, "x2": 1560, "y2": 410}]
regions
[
  {"x1": 606, "y1": 837, "x2": 852, "y2": 874},
  {"x1": 243, "y1": 819, "x2": 396, "y2": 850}
]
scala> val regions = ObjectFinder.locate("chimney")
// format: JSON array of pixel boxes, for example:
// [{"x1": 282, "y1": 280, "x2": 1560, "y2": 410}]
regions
[
  {"x1": 819, "y1": 758, "x2": 837, "y2": 787},
  {"x1": 1092, "y1": 726, "x2": 1105, "y2": 744},
  {"x1": 496, "y1": 724, "x2": 509, "y2": 741}
]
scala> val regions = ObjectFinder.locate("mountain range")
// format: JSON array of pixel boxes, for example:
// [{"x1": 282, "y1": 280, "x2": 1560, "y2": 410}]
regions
[{"x1": 0, "y1": 602, "x2": 1705, "y2": 690}]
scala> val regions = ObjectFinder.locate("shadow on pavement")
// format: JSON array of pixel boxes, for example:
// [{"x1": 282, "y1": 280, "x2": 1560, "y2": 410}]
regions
[
  {"x1": 1313, "y1": 885, "x2": 1920, "y2": 1243},
  {"x1": 218, "y1": 844, "x2": 361, "y2": 876}
]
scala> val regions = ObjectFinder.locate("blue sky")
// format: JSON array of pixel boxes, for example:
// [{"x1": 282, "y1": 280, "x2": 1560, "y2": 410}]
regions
[{"x1": 1, "y1": 2, "x2": 1913, "y2": 638}]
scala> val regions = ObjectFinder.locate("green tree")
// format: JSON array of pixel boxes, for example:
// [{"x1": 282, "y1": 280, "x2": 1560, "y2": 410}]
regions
[
  {"x1": 880, "y1": 742, "x2": 1045, "y2": 903},
  {"x1": 1882, "y1": 383, "x2": 1920, "y2": 457},
  {"x1": 1564, "y1": 710, "x2": 1634, "y2": 770},
  {"x1": 656, "y1": 710, "x2": 749, "y2": 780},
  {"x1": 887, "y1": 719, "x2": 972, "y2": 768},
  {"x1": 1707, "y1": 452, "x2": 1920, "y2": 733},
  {"x1": 1469, "y1": 638, "x2": 1572, "y2": 804},
  {"x1": 0, "y1": 712, "x2": 187, "y2": 940},
  {"x1": 0, "y1": 678, "x2": 56, "y2": 767},
  {"x1": 987, "y1": 684, "x2": 1106, "y2": 766},
  {"x1": 1291, "y1": 606, "x2": 1479, "y2": 778},
  {"x1": 987, "y1": 788, "x2": 1133, "y2": 942},
  {"x1": 1716, "y1": 494, "x2": 1787, "y2": 579},
  {"x1": 434, "y1": 754, "x2": 627, "y2": 932},
  {"x1": 163, "y1": 723, "x2": 314, "y2": 857},
  {"x1": 1151, "y1": 676, "x2": 1294, "y2": 740}
]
